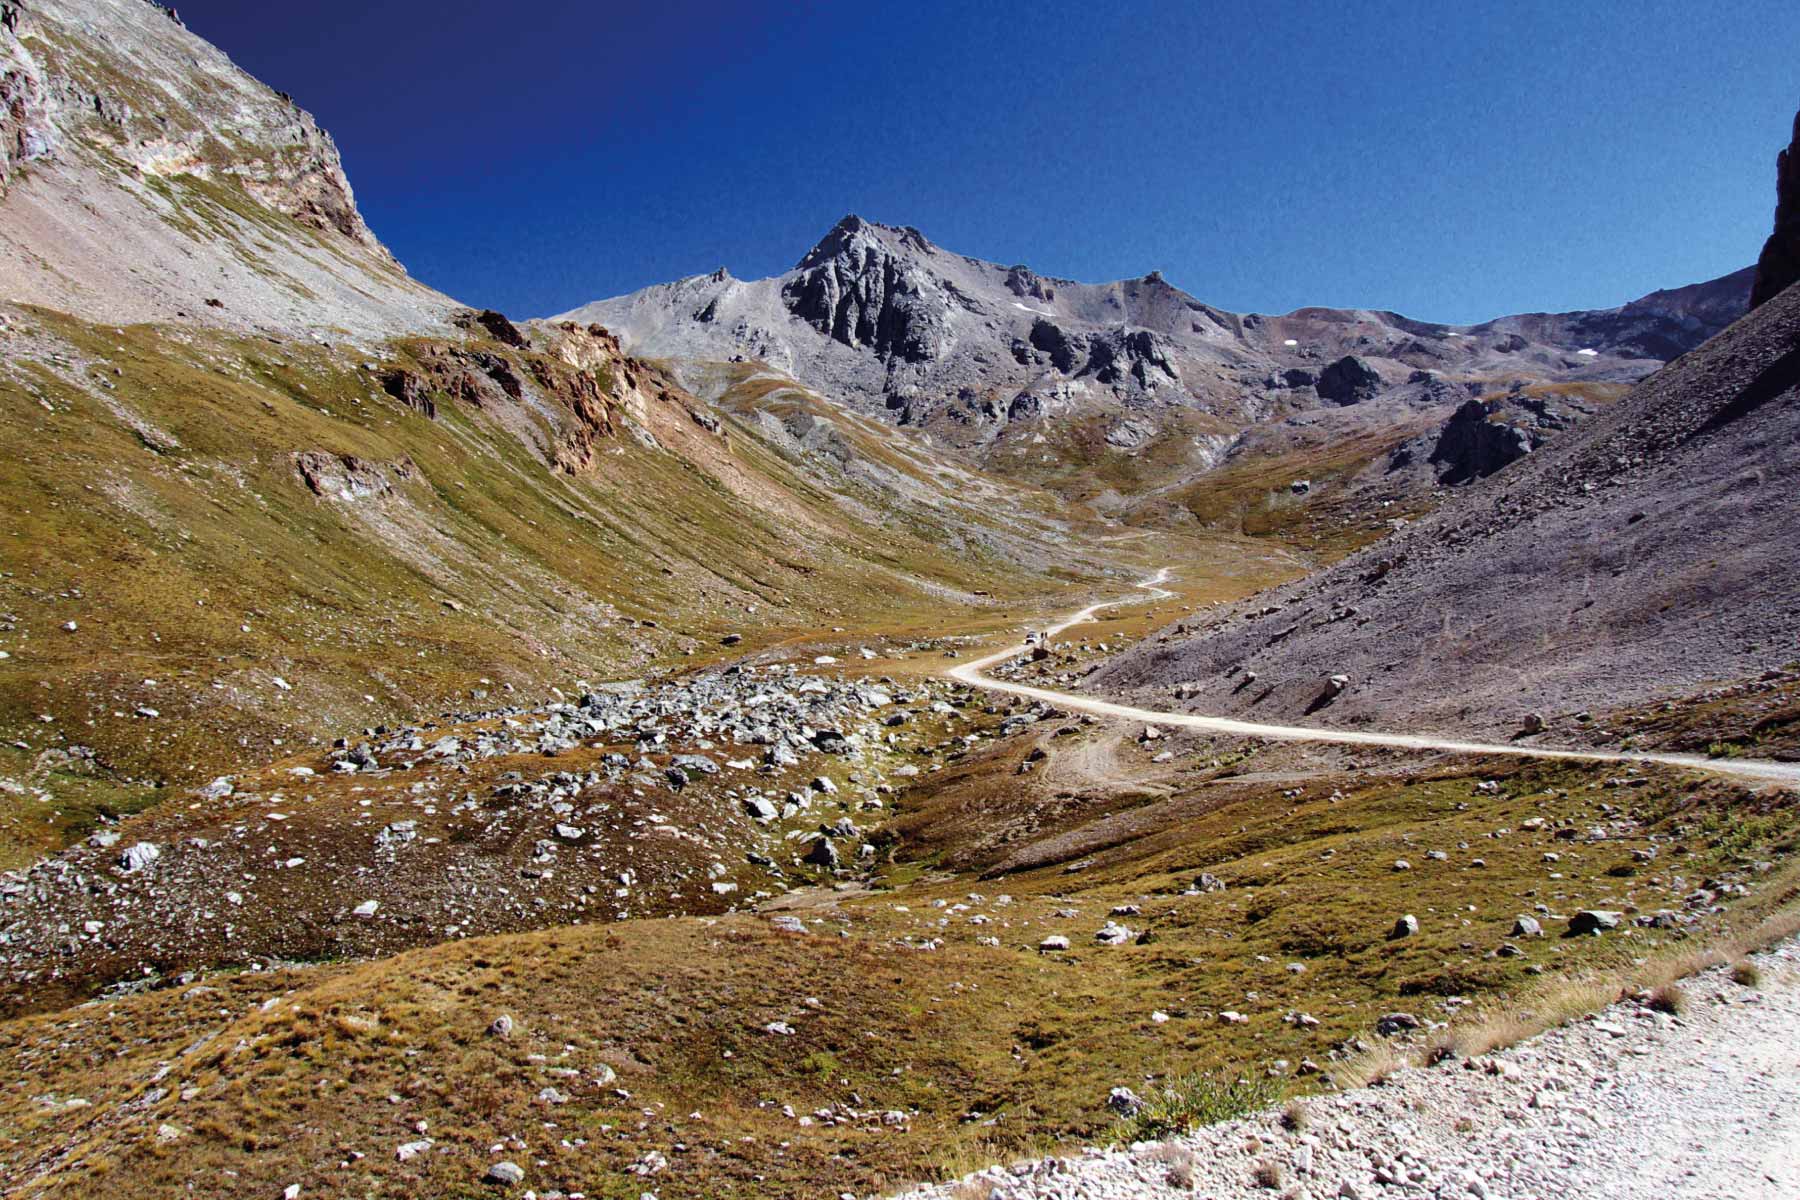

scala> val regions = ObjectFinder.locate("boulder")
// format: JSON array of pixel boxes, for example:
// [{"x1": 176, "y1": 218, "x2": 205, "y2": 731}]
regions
[
  {"x1": 1106, "y1": 1086, "x2": 1144, "y2": 1117},
  {"x1": 1375, "y1": 1012, "x2": 1420, "y2": 1036},
  {"x1": 1429, "y1": 399, "x2": 1536, "y2": 485},
  {"x1": 484, "y1": 1161, "x2": 525, "y2": 1186},
  {"x1": 118, "y1": 842, "x2": 161, "y2": 874},
  {"x1": 1389, "y1": 914, "x2": 1419, "y2": 940},
  {"x1": 1568, "y1": 909, "x2": 1621, "y2": 936},
  {"x1": 1315, "y1": 356, "x2": 1382, "y2": 405}
]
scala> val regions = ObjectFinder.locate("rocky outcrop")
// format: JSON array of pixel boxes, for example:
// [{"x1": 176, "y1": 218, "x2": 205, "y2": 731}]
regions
[
  {"x1": 1315, "y1": 355, "x2": 1383, "y2": 405},
  {"x1": 456, "y1": 308, "x2": 530, "y2": 348},
  {"x1": 0, "y1": 7, "x2": 52, "y2": 197},
  {"x1": 380, "y1": 367, "x2": 437, "y2": 419},
  {"x1": 782, "y1": 217, "x2": 950, "y2": 364},
  {"x1": 1084, "y1": 328, "x2": 1177, "y2": 388},
  {"x1": 294, "y1": 451, "x2": 416, "y2": 502},
  {"x1": 1005, "y1": 264, "x2": 1055, "y2": 302},
  {"x1": 1751, "y1": 109, "x2": 1800, "y2": 308},
  {"x1": 1427, "y1": 398, "x2": 1535, "y2": 484},
  {"x1": 1029, "y1": 319, "x2": 1079, "y2": 371}
]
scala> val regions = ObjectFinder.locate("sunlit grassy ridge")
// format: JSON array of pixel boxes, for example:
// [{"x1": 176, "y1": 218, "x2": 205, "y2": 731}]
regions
[{"x1": 3, "y1": 742, "x2": 1792, "y2": 1198}]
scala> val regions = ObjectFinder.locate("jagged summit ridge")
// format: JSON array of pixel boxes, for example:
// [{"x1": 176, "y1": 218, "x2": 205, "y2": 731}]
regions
[
  {"x1": 794, "y1": 213, "x2": 936, "y2": 271},
  {"x1": 565, "y1": 213, "x2": 1751, "y2": 458}
]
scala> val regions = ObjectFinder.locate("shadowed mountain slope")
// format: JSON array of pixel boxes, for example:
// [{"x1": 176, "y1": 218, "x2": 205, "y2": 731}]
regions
[{"x1": 1090, "y1": 273, "x2": 1800, "y2": 740}]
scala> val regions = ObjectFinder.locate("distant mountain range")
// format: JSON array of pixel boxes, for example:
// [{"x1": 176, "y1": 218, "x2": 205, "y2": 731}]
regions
[{"x1": 566, "y1": 215, "x2": 1751, "y2": 448}]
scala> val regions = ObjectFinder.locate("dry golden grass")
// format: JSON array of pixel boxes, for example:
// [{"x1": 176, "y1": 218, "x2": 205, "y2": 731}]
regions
[
  {"x1": 4, "y1": 744, "x2": 1795, "y2": 1198},
  {"x1": 1149, "y1": 1142, "x2": 1200, "y2": 1190},
  {"x1": 1331, "y1": 1040, "x2": 1410, "y2": 1090},
  {"x1": 1429, "y1": 860, "x2": 1800, "y2": 1066},
  {"x1": 1729, "y1": 961, "x2": 1763, "y2": 988}
]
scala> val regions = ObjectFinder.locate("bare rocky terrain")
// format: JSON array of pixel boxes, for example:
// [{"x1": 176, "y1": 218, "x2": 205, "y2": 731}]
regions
[
  {"x1": 571, "y1": 219, "x2": 1749, "y2": 445},
  {"x1": 1090, "y1": 273, "x2": 1800, "y2": 744},
  {"x1": 567, "y1": 217, "x2": 1750, "y2": 522},
  {"x1": 3, "y1": 4, "x2": 1799, "y2": 1199},
  {"x1": 0, "y1": 0, "x2": 453, "y2": 335}
]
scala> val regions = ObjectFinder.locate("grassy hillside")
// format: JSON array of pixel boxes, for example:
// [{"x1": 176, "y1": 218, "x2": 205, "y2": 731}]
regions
[
  {"x1": 0, "y1": 303, "x2": 1119, "y2": 867},
  {"x1": 2, "y1": 729, "x2": 1792, "y2": 1199}
]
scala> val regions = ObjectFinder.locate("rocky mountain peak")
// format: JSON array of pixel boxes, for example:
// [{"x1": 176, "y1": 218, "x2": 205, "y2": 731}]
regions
[
  {"x1": 783, "y1": 215, "x2": 958, "y2": 364},
  {"x1": 1750, "y1": 108, "x2": 1800, "y2": 308},
  {"x1": 795, "y1": 214, "x2": 935, "y2": 271}
]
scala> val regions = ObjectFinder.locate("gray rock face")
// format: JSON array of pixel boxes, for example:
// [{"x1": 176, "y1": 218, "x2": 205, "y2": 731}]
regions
[
  {"x1": 1752, "y1": 109, "x2": 1800, "y2": 308},
  {"x1": 0, "y1": 14, "x2": 51, "y2": 198},
  {"x1": 782, "y1": 217, "x2": 949, "y2": 364},
  {"x1": 564, "y1": 215, "x2": 1744, "y2": 469},
  {"x1": 1094, "y1": 278, "x2": 1800, "y2": 742},
  {"x1": 0, "y1": 0, "x2": 457, "y2": 334},
  {"x1": 1316, "y1": 356, "x2": 1384, "y2": 405},
  {"x1": 1429, "y1": 399, "x2": 1537, "y2": 484}
]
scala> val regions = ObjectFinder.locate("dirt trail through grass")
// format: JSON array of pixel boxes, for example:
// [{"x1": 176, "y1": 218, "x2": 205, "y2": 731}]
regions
[{"x1": 948, "y1": 568, "x2": 1800, "y2": 785}]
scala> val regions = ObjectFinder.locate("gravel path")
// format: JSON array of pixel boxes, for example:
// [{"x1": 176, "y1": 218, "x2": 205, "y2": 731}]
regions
[
  {"x1": 946, "y1": 569, "x2": 1800, "y2": 784},
  {"x1": 894, "y1": 943, "x2": 1800, "y2": 1200}
]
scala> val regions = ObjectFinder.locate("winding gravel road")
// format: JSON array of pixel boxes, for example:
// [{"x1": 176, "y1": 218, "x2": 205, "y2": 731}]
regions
[{"x1": 947, "y1": 569, "x2": 1800, "y2": 786}]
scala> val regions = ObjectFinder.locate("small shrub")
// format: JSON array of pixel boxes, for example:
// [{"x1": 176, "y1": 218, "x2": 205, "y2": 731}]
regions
[
  {"x1": 1151, "y1": 1144, "x2": 1198, "y2": 1191},
  {"x1": 1331, "y1": 1040, "x2": 1409, "y2": 1090},
  {"x1": 1648, "y1": 983, "x2": 1687, "y2": 1016},
  {"x1": 1279, "y1": 1098, "x2": 1309, "y2": 1132},
  {"x1": 1112, "y1": 1072, "x2": 1284, "y2": 1143},
  {"x1": 1730, "y1": 961, "x2": 1762, "y2": 988},
  {"x1": 1252, "y1": 1159, "x2": 1284, "y2": 1190},
  {"x1": 1421, "y1": 1030, "x2": 1459, "y2": 1065},
  {"x1": 1453, "y1": 1115, "x2": 1475, "y2": 1133}
]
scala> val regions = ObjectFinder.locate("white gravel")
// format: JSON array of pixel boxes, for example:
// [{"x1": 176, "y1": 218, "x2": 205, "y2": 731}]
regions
[{"x1": 895, "y1": 941, "x2": 1800, "y2": 1200}]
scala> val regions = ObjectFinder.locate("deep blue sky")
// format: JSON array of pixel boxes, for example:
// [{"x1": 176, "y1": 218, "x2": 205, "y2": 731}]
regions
[{"x1": 175, "y1": 0, "x2": 1797, "y2": 323}]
